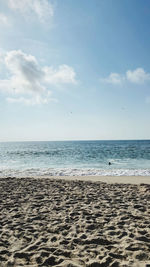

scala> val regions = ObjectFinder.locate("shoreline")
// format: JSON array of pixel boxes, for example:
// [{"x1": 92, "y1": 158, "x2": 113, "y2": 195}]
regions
[
  {"x1": 43, "y1": 175, "x2": 150, "y2": 185},
  {"x1": 3, "y1": 175, "x2": 150, "y2": 184}
]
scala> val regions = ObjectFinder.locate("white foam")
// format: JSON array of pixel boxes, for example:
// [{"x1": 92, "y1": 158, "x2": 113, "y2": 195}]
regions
[{"x1": 0, "y1": 168, "x2": 150, "y2": 177}]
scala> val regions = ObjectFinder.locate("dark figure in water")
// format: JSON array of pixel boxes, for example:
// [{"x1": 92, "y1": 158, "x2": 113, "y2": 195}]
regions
[{"x1": 108, "y1": 162, "x2": 111, "y2": 165}]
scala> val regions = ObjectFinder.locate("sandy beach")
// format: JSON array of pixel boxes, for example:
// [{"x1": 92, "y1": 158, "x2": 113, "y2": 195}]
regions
[{"x1": 0, "y1": 176, "x2": 150, "y2": 266}]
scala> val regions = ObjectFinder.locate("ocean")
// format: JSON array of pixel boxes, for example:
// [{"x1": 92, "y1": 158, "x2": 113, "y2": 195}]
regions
[{"x1": 0, "y1": 140, "x2": 150, "y2": 177}]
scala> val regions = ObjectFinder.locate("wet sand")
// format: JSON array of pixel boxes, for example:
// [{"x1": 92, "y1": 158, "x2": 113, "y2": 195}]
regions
[{"x1": 0, "y1": 176, "x2": 150, "y2": 266}]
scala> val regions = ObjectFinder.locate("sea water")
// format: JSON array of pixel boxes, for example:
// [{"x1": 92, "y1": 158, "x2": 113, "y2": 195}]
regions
[{"x1": 0, "y1": 140, "x2": 150, "y2": 177}]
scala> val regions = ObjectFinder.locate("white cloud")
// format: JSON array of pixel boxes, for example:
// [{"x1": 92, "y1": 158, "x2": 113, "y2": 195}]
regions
[
  {"x1": 101, "y1": 72, "x2": 123, "y2": 85},
  {"x1": 126, "y1": 68, "x2": 150, "y2": 84},
  {"x1": 0, "y1": 50, "x2": 77, "y2": 105},
  {"x1": 8, "y1": 0, "x2": 54, "y2": 23},
  {"x1": 44, "y1": 65, "x2": 77, "y2": 85},
  {"x1": 0, "y1": 13, "x2": 9, "y2": 25},
  {"x1": 4, "y1": 50, "x2": 45, "y2": 94},
  {"x1": 101, "y1": 68, "x2": 150, "y2": 85}
]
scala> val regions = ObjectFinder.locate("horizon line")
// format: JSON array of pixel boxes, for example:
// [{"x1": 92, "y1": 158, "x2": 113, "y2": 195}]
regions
[{"x1": 0, "y1": 138, "x2": 150, "y2": 143}]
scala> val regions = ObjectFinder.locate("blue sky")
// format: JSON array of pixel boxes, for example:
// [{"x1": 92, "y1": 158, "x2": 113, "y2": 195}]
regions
[{"x1": 0, "y1": 0, "x2": 150, "y2": 141}]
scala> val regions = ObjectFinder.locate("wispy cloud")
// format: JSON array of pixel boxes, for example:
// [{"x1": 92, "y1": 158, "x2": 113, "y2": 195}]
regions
[
  {"x1": 8, "y1": 0, "x2": 54, "y2": 23},
  {"x1": 101, "y1": 68, "x2": 150, "y2": 85},
  {"x1": 100, "y1": 72, "x2": 123, "y2": 85},
  {"x1": 6, "y1": 94, "x2": 56, "y2": 105},
  {"x1": 0, "y1": 50, "x2": 77, "y2": 105},
  {"x1": 0, "y1": 13, "x2": 10, "y2": 25},
  {"x1": 44, "y1": 65, "x2": 77, "y2": 85}
]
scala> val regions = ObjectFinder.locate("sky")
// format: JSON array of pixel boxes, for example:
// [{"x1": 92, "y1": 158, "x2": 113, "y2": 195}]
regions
[{"x1": 0, "y1": 0, "x2": 150, "y2": 141}]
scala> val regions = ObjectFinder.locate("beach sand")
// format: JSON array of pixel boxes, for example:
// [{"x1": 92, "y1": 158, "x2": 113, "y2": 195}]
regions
[{"x1": 0, "y1": 176, "x2": 150, "y2": 266}]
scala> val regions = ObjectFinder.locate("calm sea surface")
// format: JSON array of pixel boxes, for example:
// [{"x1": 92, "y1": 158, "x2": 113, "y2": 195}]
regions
[{"x1": 0, "y1": 140, "x2": 150, "y2": 177}]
